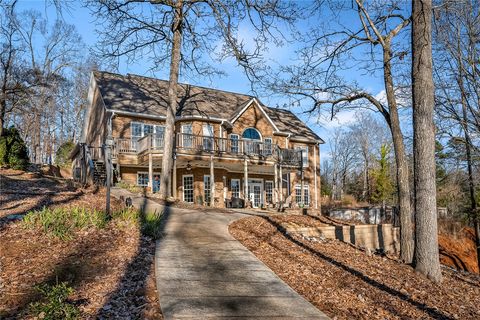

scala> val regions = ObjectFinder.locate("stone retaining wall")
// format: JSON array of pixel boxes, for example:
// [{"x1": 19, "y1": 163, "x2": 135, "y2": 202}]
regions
[{"x1": 284, "y1": 223, "x2": 400, "y2": 253}]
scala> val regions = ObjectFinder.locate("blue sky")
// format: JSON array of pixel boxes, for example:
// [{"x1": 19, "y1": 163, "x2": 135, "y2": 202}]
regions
[{"x1": 16, "y1": 0, "x2": 411, "y2": 159}]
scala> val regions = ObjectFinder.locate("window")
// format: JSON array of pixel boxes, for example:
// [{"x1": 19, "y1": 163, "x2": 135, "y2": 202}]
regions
[
  {"x1": 242, "y1": 128, "x2": 261, "y2": 140},
  {"x1": 230, "y1": 134, "x2": 239, "y2": 153},
  {"x1": 264, "y1": 138, "x2": 273, "y2": 155},
  {"x1": 231, "y1": 179, "x2": 240, "y2": 198},
  {"x1": 204, "y1": 175, "x2": 211, "y2": 205},
  {"x1": 153, "y1": 125, "x2": 164, "y2": 148},
  {"x1": 131, "y1": 122, "x2": 143, "y2": 138},
  {"x1": 137, "y1": 172, "x2": 161, "y2": 189},
  {"x1": 265, "y1": 181, "x2": 273, "y2": 203},
  {"x1": 131, "y1": 122, "x2": 164, "y2": 149},
  {"x1": 295, "y1": 184, "x2": 309, "y2": 207},
  {"x1": 203, "y1": 124, "x2": 214, "y2": 151},
  {"x1": 183, "y1": 175, "x2": 194, "y2": 203},
  {"x1": 144, "y1": 124, "x2": 154, "y2": 136},
  {"x1": 137, "y1": 172, "x2": 149, "y2": 186},
  {"x1": 182, "y1": 124, "x2": 193, "y2": 148},
  {"x1": 295, "y1": 146, "x2": 309, "y2": 167}
]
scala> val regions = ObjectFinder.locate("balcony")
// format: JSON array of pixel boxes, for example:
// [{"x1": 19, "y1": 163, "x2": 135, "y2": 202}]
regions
[{"x1": 114, "y1": 133, "x2": 303, "y2": 166}]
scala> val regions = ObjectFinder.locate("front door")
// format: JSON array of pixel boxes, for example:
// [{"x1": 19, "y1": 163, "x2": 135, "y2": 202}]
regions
[{"x1": 248, "y1": 180, "x2": 263, "y2": 208}]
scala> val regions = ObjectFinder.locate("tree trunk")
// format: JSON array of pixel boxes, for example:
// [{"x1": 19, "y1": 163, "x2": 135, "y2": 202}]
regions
[
  {"x1": 412, "y1": 0, "x2": 442, "y2": 283},
  {"x1": 383, "y1": 42, "x2": 414, "y2": 263},
  {"x1": 159, "y1": 0, "x2": 183, "y2": 200}
]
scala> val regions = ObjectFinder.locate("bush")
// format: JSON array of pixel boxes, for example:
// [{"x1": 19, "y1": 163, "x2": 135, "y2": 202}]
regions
[
  {"x1": 23, "y1": 207, "x2": 108, "y2": 240},
  {"x1": 29, "y1": 282, "x2": 79, "y2": 320},
  {"x1": 55, "y1": 140, "x2": 75, "y2": 168},
  {"x1": 0, "y1": 126, "x2": 29, "y2": 169}
]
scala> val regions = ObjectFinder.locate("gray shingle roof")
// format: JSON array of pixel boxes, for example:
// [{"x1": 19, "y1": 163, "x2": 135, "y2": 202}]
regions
[{"x1": 94, "y1": 71, "x2": 323, "y2": 142}]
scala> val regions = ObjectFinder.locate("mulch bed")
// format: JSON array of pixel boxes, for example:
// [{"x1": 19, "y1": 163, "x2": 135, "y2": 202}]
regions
[
  {"x1": 0, "y1": 169, "x2": 162, "y2": 319},
  {"x1": 229, "y1": 216, "x2": 480, "y2": 320}
]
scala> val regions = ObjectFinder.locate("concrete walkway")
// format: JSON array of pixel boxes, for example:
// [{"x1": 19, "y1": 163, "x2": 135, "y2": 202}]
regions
[{"x1": 111, "y1": 188, "x2": 330, "y2": 320}]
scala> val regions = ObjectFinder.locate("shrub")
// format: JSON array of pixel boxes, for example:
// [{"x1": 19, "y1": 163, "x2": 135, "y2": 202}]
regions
[
  {"x1": 23, "y1": 207, "x2": 108, "y2": 240},
  {"x1": 29, "y1": 282, "x2": 79, "y2": 320},
  {"x1": 55, "y1": 140, "x2": 75, "y2": 168},
  {"x1": 0, "y1": 126, "x2": 29, "y2": 169}
]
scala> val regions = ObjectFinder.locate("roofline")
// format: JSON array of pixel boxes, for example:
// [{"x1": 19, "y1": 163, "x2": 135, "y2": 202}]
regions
[
  {"x1": 290, "y1": 136, "x2": 325, "y2": 144},
  {"x1": 230, "y1": 98, "x2": 280, "y2": 132},
  {"x1": 108, "y1": 108, "x2": 232, "y2": 124}
]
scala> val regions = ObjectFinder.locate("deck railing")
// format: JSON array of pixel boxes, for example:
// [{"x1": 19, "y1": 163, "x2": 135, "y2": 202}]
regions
[
  {"x1": 175, "y1": 133, "x2": 274, "y2": 157},
  {"x1": 114, "y1": 133, "x2": 302, "y2": 166}
]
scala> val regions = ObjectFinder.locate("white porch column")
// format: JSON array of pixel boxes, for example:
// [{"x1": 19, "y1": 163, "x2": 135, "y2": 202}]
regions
[
  {"x1": 318, "y1": 144, "x2": 322, "y2": 214},
  {"x1": 210, "y1": 155, "x2": 215, "y2": 207},
  {"x1": 274, "y1": 163, "x2": 278, "y2": 205},
  {"x1": 279, "y1": 165, "x2": 283, "y2": 202},
  {"x1": 314, "y1": 144, "x2": 318, "y2": 210},
  {"x1": 172, "y1": 157, "x2": 177, "y2": 199},
  {"x1": 244, "y1": 157, "x2": 248, "y2": 205},
  {"x1": 148, "y1": 153, "x2": 153, "y2": 191}
]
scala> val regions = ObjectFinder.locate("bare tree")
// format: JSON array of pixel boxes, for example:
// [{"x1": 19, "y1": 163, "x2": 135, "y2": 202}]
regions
[
  {"x1": 412, "y1": 0, "x2": 442, "y2": 283},
  {"x1": 268, "y1": 0, "x2": 414, "y2": 263},
  {"x1": 433, "y1": 0, "x2": 480, "y2": 271},
  {"x1": 89, "y1": 0, "x2": 299, "y2": 199}
]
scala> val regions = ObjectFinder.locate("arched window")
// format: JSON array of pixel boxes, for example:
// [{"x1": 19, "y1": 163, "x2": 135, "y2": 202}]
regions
[{"x1": 242, "y1": 128, "x2": 261, "y2": 140}]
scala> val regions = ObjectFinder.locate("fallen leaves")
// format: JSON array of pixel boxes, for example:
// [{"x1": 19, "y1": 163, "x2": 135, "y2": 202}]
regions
[
  {"x1": 229, "y1": 215, "x2": 480, "y2": 320},
  {"x1": 0, "y1": 169, "x2": 162, "y2": 319}
]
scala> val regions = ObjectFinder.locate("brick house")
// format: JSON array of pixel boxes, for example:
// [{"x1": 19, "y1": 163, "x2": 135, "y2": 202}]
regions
[{"x1": 71, "y1": 71, "x2": 324, "y2": 209}]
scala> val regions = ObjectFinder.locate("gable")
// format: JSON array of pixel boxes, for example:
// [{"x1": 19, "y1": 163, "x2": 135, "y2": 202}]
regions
[{"x1": 231, "y1": 102, "x2": 277, "y2": 138}]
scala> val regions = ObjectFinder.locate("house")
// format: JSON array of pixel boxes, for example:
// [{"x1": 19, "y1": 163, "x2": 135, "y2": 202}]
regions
[{"x1": 71, "y1": 71, "x2": 324, "y2": 209}]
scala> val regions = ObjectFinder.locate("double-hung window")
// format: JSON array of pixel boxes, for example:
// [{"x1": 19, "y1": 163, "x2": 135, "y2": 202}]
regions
[
  {"x1": 295, "y1": 146, "x2": 309, "y2": 167},
  {"x1": 264, "y1": 138, "x2": 273, "y2": 156},
  {"x1": 230, "y1": 134, "x2": 239, "y2": 153},
  {"x1": 183, "y1": 175, "x2": 194, "y2": 203},
  {"x1": 182, "y1": 124, "x2": 193, "y2": 148},
  {"x1": 231, "y1": 179, "x2": 240, "y2": 198},
  {"x1": 265, "y1": 181, "x2": 273, "y2": 203},
  {"x1": 131, "y1": 122, "x2": 143, "y2": 150},
  {"x1": 204, "y1": 175, "x2": 211, "y2": 205},
  {"x1": 295, "y1": 184, "x2": 310, "y2": 207},
  {"x1": 203, "y1": 124, "x2": 214, "y2": 151}
]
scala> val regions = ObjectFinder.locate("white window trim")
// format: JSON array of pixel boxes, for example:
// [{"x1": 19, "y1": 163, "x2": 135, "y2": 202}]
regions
[
  {"x1": 265, "y1": 180, "x2": 274, "y2": 202},
  {"x1": 182, "y1": 174, "x2": 194, "y2": 203},
  {"x1": 137, "y1": 171, "x2": 160, "y2": 186},
  {"x1": 204, "y1": 175, "x2": 211, "y2": 204},
  {"x1": 131, "y1": 122, "x2": 165, "y2": 138},
  {"x1": 295, "y1": 184, "x2": 310, "y2": 206},
  {"x1": 231, "y1": 178, "x2": 241, "y2": 198},
  {"x1": 242, "y1": 127, "x2": 263, "y2": 141},
  {"x1": 295, "y1": 145, "x2": 309, "y2": 167}
]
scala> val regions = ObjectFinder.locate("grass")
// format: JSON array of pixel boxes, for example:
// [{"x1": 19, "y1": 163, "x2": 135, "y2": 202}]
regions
[
  {"x1": 116, "y1": 181, "x2": 144, "y2": 194},
  {"x1": 141, "y1": 209, "x2": 164, "y2": 239},
  {"x1": 23, "y1": 206, "x2": 164, "y2": 240},
  {"x1": 28, "y1": 282, "x2": 80, "y2": 320},
  {"x1": 23, "y1": 207, "x2": 108, "y2": 240}
]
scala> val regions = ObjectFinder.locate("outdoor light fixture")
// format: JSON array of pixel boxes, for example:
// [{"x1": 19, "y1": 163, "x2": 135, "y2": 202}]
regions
[{"x1": 186, "y1": 162, "x2": 192, "y2": 171}]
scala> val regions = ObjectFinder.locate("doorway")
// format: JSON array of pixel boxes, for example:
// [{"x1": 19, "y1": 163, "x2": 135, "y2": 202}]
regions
[{"x1": 248, "y1": 179, "x2": 263, "y2": 208}]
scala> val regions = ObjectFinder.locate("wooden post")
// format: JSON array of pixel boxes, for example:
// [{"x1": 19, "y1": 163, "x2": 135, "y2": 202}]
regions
[
  {"x1": 244, "y1": 157, "x2": 248, "y2": 206},
  {"x1": 300, "y1": 150, "x2": 305, "y2": 206},
  {"x1": 148, "y1": 152, "x2": 153, "y2": 192},
  {"x1": 210, "y1": 154, "x2": 215, "y2": 207},
  {"x1": 314, "y1": 145, "x2": 318, "y2": 209}
]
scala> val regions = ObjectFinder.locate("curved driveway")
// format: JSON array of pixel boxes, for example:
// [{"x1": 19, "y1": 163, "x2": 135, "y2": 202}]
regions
[{"x1": 112, "y1": 188, "x2": 329, "y2": 319}]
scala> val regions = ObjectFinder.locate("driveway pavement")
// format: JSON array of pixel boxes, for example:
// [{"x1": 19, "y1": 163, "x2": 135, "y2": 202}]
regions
[{"x1": 112, "y1": 188, "x2": 330, "y2": 319}]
